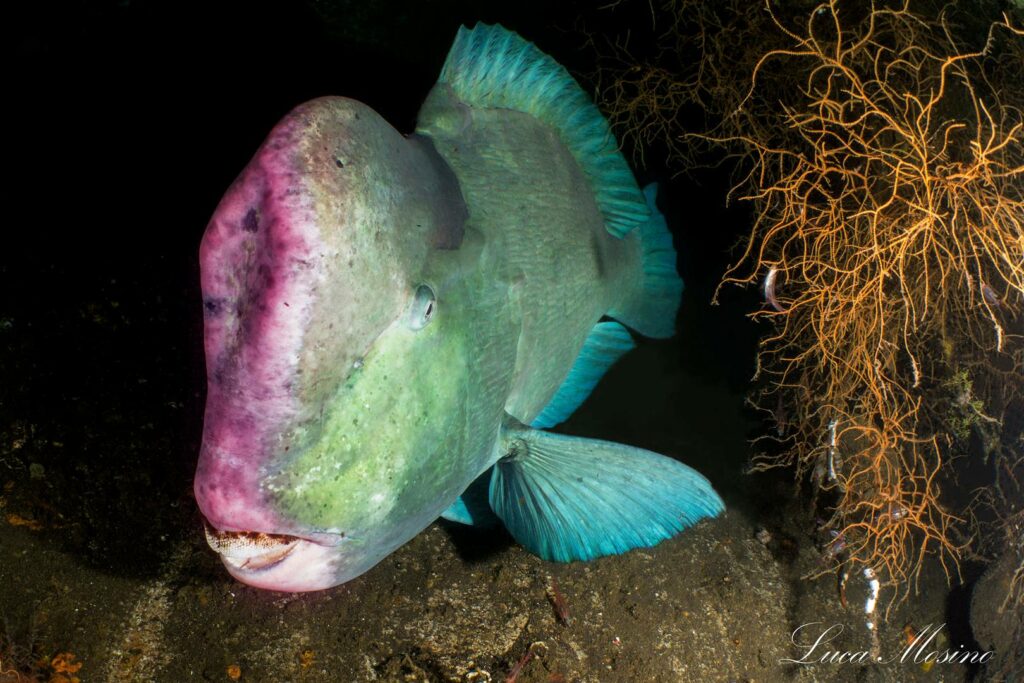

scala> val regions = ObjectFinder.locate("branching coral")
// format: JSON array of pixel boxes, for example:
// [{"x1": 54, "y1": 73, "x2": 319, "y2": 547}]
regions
[
  {"x1": 591, "y1": 0, "x2": 793, "y2": 169},
  {"x1": 713, "y1": 1, "x2": 1024, "y2": 595},
  {"x1": 595, "y1": 0, "x2": 1024, "y2": 603}
]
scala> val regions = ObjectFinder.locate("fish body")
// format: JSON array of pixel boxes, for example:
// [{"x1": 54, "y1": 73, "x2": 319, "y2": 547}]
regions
[{"x1": 195, "y1": 24, "x2": 723, "y2": 591}]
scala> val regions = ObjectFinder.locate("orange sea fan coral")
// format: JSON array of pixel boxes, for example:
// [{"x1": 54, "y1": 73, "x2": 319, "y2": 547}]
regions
[
  {"x1": 716, "y1": 0, "x2": 1024, "y2": 598},
  {"x1": 594, "y1": 0, "x2": 1024, "y2": 603}
]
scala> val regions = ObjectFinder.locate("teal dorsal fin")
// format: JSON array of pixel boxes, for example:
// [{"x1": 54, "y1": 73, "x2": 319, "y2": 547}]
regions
[
  {"x1": 435, "y1": 23, "x2": 649, "y2": 238},
  {"x1": 530, "y1": 320, "x2": 635, "y2": 429},
  {"x1": 489, "y1": 423, "x2": 725, "y2": 562}
]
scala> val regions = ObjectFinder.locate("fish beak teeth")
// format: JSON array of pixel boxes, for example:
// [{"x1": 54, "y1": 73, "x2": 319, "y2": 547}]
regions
[
  {"x1": 221, "y1": 543, "x2": 298, "y2": 572},
  {"x1": 203, "y1": 523, "x2": 302, "y2": 571}
]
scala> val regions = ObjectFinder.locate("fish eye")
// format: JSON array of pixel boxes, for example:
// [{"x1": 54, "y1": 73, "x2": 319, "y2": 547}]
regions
[{"x1": 408, "y1": 284, "x2": 436, "y2": 330}]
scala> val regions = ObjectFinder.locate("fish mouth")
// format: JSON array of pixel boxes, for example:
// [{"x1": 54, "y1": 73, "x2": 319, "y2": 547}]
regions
[
  {"x1": 203, "y1": 524, "x2": 302, "y2": 572},
  {"x1": 203, "y1": 523, "x2": 347, "y2": 591}
]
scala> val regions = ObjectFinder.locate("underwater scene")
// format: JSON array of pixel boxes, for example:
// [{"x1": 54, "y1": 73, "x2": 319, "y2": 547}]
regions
[{"x1": 3, "y1": 0, "x2": 1023, "y2": 681}]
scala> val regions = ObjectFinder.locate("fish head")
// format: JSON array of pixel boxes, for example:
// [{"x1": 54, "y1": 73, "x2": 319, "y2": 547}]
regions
[{"x1": 194, "y1": 96, "x2": 476, "y2": 591}]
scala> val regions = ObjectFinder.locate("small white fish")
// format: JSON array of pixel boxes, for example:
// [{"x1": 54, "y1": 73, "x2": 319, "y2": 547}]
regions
[{"x1": 764, "y1": 266, "x2": 783, "y2": 312}]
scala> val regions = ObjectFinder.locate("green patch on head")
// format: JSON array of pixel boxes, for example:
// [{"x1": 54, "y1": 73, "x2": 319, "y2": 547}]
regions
[{"x1": 266, "y1": 311, "x2": 470, "y2": 534}]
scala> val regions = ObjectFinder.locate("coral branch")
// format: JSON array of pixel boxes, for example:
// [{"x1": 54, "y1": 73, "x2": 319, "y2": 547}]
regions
[{"x1": 594, "y1": 0, "x2": 1024, "y2": 602}]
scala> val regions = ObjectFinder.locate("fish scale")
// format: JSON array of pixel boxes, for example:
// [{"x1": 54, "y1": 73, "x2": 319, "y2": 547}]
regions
[{"x1": 418, "y1": 103, "x2": 638, "y2": 422}]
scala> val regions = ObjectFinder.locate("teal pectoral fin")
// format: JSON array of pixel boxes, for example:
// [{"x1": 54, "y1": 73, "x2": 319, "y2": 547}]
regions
[
  {"x1": 530, "y1": 320, "x2": 635, "y2": 429},
  {"x1": 441, "y1": 467, "x2": 500, "y2": 527},
  {"x1": 488, "y1": 423, "x2": 724, "y2": 562},
  {"x1": 609, "y1": 183, "x2": 684, "y2": 339}
]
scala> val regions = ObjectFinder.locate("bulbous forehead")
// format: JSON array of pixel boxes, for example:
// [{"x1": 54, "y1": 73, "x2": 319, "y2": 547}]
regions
[
  {"x1": 195, "y1": 96, "x2": 466, "y2": 534},
  {"x1": 203, "y1": 99, "x2": 418, "y2": 412},
  {"x1": 200, "y1": 96, "x2": 468, "y2": 421}
]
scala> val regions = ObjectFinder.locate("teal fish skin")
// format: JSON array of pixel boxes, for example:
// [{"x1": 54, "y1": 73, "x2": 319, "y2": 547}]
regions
[
  {"x1": 416, "y1": 87, "x2": 643, "y2": 423},
  {"x1": 195, "y1": 24, "x2": 721, "y2": 592}
]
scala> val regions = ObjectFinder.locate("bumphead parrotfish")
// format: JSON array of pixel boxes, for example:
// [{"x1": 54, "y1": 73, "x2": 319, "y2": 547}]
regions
[{"x1": 194, "y1": 23, "x2": 724, "y2": 591}]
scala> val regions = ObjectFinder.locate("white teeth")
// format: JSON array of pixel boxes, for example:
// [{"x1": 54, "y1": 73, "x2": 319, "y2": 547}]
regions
[
  {"x1": 204, "y1": 525, "x2": 301, "y2": 565},
  {"x1": 220, "y1": 542, "x2": 298, "y2": 571}
]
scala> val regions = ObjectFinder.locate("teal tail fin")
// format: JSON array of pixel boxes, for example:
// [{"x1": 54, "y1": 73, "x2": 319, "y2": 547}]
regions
[
  {"x1": 608, "y1": 183, "x2": 683, "y2": 339},
  {"x1": 433, "y1": 22, "x2": 649, "y2": 238},
  {"x1": 489, "y1": 424, "x2": 724, "y2": 562}
]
